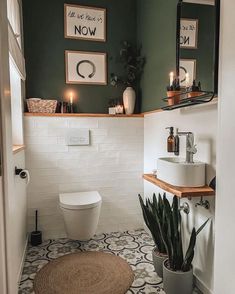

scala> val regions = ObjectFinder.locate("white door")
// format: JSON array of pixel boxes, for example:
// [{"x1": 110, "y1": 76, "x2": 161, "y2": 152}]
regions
[{"x1": 0, "y1": 147, "x2": 7, "y2": 294}]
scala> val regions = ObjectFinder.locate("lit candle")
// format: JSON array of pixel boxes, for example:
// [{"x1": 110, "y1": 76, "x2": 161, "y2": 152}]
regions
[
  {"x1": 69, "y1": 92, "x2": 73, "y2": 104},
  {"x1": 169, "y1": 72, "x2": 174, "y2": 86},
  {"x1": 185, "y1": 73, "x2": 190, "y2": 88}
]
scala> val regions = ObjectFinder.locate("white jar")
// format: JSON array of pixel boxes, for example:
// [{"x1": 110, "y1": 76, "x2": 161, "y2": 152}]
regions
[{"x1": 123, "y1": 87, "x2": 136, "y2": 115}]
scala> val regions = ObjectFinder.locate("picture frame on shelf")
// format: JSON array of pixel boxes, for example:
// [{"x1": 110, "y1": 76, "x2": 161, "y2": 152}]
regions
[
  {"x1": 65, "y1": 50, "x2": 107, "y2": 85},
  {"x1": 180, "y1": 59, "x2": 196, "y2": 87},
  {"x1": 64, "y1": 4, "x2": 106, "y2": 42},
  {"x1": 180, "y1": 18, "x2": 198, "y2": 49}
]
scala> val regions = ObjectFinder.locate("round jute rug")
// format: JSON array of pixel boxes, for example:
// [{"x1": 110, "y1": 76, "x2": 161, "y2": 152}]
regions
[{"x1": 34, "y1": 251, "x2": 134, "y2": 294}]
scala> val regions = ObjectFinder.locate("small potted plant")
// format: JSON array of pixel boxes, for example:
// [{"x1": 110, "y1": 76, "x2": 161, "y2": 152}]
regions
[
  {"x1": 187, "y1": 80, "x2": 203, "y2": 99},
  {"x1": 161, "y1": 196, "x2": 209, "y2": 294},
  {"x1": 138, "y1": 193, "x2": 168, "y2": 278},
  {"x1": 110, "y1": 41, "x2": 145, "y2": 115},
  {"x1": 166, "y1": 78, "x2": 181, "y2": 106}
]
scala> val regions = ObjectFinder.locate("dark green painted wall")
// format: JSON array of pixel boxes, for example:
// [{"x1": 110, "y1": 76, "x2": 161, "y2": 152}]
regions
[
  {"x1": 181, "y1": 3, "x2": 215, "y2": 92},
  {"x1": 137, "y1": 0, "x2": 178, "y2": 112},
  {"x1": 22, "y1": 0, "x2": 137, "y2": 113}
]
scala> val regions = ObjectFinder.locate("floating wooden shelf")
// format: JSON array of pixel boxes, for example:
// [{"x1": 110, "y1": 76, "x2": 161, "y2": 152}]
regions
[
  {"x1": 143, "y1": 174, "x2": 215, "y2": 198},
  {"x1": 24, "y1": 113, "x2": 144, "y2": 118},
  {"x1": 12, "y1": 145, "x2": 26, "y2": 154}
]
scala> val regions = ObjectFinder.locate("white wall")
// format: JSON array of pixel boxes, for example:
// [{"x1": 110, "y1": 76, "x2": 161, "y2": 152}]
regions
[
  {"x1": 214, "y1": 0, "x2": 235, "y2": 293},
  {"x1": 24, "y1": 116, "x2": 144, "y2": 239},
  {"x1": 144, "y1": 103, "x2": 217, "y2": 294}
]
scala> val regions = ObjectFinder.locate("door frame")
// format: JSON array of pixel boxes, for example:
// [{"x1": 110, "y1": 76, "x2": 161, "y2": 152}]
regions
[{"x1": 0, "y1": 0, "x2": 14, "y2": 292}]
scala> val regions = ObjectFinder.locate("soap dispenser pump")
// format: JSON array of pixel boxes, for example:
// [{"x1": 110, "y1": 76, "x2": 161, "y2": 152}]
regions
[{"x1": 166, "y1": 127, "x2": 175, "y2": 153}]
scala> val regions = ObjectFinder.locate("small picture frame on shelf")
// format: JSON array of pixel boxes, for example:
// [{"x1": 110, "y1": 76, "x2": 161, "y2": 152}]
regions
[{"x1": 65, "y1": 50, "x2": 107, "y2": 85}]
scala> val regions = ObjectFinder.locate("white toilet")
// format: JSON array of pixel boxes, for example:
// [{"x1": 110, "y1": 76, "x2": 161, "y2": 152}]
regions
[{"x1": 59, "y1": 191, "x2": 102, "y2": 241}]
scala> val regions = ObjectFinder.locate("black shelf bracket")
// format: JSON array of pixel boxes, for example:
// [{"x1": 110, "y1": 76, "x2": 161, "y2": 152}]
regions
[{"x1": 161, "y1": 91, "x2": 215, "y2": 111}]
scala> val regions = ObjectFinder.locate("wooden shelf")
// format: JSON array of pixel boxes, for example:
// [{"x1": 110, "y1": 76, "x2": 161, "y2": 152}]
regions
[
  {"x1": 13, "y1": 145, "x2": 26, "y2": 154},
  {"x1": 143, "y1": 174, "x2": 215, "y2": 198},
  {"x1": 24, "y1": 113, "x2": 144, "y2": 118}
]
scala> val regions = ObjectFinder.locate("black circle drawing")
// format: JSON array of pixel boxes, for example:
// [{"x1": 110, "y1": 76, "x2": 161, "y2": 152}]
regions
[
  {"x1": 180, "y1": 66, "x2": 187, "y2": 83},
  {"x1": 76, "y1": 60, "x2": 96, "y2": 79}
]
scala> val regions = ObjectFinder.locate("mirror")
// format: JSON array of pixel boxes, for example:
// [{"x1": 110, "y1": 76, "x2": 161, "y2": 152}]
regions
[{"x1": 176, "y1": 0, "x2": 220, "y2": 94}]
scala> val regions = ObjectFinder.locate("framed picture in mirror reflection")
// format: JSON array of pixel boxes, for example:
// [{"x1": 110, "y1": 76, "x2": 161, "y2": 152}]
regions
[
  {"x1": 180, "y1": 18, "x2": 198, "y2": 49},
  {"x1": 180, "y1": 59, "x2": 196, "y2": 88}
]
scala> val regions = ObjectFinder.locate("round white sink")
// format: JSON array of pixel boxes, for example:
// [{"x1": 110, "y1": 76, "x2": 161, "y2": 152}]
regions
[{"x1": 157, "y1": 157, "x2": 206, "y2": 187}]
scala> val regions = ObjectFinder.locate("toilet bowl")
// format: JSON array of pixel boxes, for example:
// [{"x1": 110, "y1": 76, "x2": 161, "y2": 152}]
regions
[{"x1": 59, "y1": 191, "x2": 102, "y2": 241}]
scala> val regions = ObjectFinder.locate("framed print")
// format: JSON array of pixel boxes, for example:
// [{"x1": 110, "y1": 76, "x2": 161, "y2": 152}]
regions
[
  {"x1": 65, "y1": 50, "x2": 107, "y2": 85},
  {"x1": 180, "y1": 59, "x2": 196, "y2": 87},
  {"x1": 64, "y1": 4, "x2": 106, "y2": 42},
  {"x1": 180, "y1": 18, "x2": 198, "y2": 49}
]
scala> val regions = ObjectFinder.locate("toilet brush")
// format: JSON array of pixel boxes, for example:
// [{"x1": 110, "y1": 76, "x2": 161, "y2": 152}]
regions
[{"x1": 30, "y1": 210, "x2": 42, "y2": 246}]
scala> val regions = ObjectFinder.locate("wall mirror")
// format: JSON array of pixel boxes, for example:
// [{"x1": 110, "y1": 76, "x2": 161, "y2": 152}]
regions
[{"x1": 171, "y1": 0, "x2": 220, "y2": 109}]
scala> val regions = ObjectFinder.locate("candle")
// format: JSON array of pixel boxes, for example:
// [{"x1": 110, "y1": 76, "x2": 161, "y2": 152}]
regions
[
  {"x1": 185, "y1": 73, "x2": 190, "y2": 88},
  {"x1": 169, "y1": 72, "x2": 174, "y2": 86},
  {"x1": 69, "y1": 92, "x2": 73, "y2": 104},
  {"x1": 115, "y1": 105, "x2": 124, "y2": 114}
]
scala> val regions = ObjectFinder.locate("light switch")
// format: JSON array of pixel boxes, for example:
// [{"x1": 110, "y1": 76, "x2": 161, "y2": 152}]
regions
[{"x1": 67, "y1": 129, "x2": 90, "y2": 146}]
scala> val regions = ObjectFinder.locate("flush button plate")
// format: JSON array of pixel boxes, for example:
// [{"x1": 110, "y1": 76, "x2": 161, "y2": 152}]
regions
[{"x1": 67, "y1": 129, "x2": 90, "y2": 146}]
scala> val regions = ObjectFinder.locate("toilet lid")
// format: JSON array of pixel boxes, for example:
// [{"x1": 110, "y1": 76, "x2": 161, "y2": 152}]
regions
[{"x1": 59, "y1": 191, "x2": 102, "y2": 210}]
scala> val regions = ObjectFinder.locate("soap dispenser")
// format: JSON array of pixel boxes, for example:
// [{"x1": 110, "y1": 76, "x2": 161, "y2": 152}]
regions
[
  {"x1": 174, "y1": 128, "x2": 179, "y2": 156},
  {"x1": 166, "y1": 127, "x2": 175, "y2": 152}
]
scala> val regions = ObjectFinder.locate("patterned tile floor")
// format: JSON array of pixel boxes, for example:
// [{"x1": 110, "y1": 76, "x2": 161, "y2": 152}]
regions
[{"x1": 19, "y1": 229, "x2": 201, "y2": 294}]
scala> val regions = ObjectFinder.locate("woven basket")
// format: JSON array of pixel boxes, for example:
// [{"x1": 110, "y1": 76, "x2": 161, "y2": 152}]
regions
[{"x1": 27, "y1": 99, "x2": 57, "y2": 113}]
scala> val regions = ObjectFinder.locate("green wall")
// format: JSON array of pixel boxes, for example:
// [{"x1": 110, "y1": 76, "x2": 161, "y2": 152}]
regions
[
  {"x1": 137, "y1": 0, "x2": 178, "y2": 112},
  {"x1": 22, "y1": 0, "x2": 137, "y2": 113},
  {"x1": 181, "y1": 3, "x2": 215, "y2": 92}
]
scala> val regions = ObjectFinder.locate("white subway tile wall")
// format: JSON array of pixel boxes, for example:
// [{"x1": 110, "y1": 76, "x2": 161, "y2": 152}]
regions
[{"x1": 24, "y1": 117, "x2": 144, "y2": 239}]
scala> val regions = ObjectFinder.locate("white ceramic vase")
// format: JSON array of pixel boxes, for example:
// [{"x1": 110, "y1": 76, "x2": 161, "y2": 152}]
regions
[{"x1": 123, "y1": 87, "x2": 136, "y2": 115}]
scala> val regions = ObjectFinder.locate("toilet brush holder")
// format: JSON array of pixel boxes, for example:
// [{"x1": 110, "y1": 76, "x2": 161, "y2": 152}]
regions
[
  {"x1": 30, "y1": 210, "x2": 42, "y2": 246},
  {"x1": 30, "y1": 231, "x2": 42, "y2": 246}
]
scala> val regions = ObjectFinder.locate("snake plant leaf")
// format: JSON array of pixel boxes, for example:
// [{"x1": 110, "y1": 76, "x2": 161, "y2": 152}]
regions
[
  {"x1": 182, "y1": 228, "x2": 196, "y2": 272},
  {"x1": 196, "y1": 218, "x2": 210, "y2": 235},
  {"x1": 182, "y1": 250, "x2": 194, "y2": 272},
  {"x1": 138, "y1": 194, "x2": 167, "y2": 253}
]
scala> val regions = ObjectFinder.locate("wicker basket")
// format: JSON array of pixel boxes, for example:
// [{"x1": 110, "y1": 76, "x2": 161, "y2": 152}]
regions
[{"x1": 27, "y1": 99, "x2": 57, "y2": 113}]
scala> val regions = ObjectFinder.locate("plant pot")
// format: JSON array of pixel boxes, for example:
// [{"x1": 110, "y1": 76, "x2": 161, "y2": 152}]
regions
[
  {"x1": 123, "y1": 87, "x2": 136, "y2": 114},
  {"x1": 167, "y1": 91, "x2": 181, "y2": 106},
  {"x1": 152, "y1": 248, "x2": 168, "y2": 278},
  {"x1": 187, "y1": 91, "x2": 205, "y2": 99},
  {"x1": 163, "y1": 259, "x2": 193, "y2": 294}
]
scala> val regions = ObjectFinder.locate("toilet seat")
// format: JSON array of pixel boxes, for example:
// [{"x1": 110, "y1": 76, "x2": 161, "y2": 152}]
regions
[{"x1": 59, "y1": 191, "x2": 102, "y2": 210}]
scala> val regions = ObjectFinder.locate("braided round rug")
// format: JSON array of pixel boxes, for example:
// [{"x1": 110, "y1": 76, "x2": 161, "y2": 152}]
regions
[{"x1": 34, "y1": 251, "x2": 134, "y2": 294}]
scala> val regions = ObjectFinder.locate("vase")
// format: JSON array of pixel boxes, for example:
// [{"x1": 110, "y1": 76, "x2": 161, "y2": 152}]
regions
[
  {"x1": 152, "y1": 248, "x2": 168, "y2": 278},
  {"x1": 123, "y1": 87, "x2": 136, "y2": 114},
  {"x1": 167, "y1": 91, "x2": 181, "y2": 106},
  {"x1": 163, "y1": 259, "x2": 193, "y2": 294}
]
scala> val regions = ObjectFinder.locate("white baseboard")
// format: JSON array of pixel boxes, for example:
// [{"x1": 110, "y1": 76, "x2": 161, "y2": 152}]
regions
[
  {"x1": 194, "y1": 275, "x2": 213, "y2": 294},
  {"x1": 17, "y1": 234, "x2": 28, "y2": 284}
]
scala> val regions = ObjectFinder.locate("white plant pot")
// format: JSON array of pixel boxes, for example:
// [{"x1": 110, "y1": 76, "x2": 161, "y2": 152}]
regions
[
  {"x1": 152, "y1": 248, "x2": 168, "y2": 278},
  {"x1": 123, "y1": 87, "x2": 136, "y2": 114},
  {"x1": 163, "y1": 259, "x2": 193, "y2": 294}
]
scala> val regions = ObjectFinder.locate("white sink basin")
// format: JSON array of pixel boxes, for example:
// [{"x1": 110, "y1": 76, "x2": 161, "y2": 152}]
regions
[{"x1": 157, "y1": 157, "x2": 205, "y2": 187}]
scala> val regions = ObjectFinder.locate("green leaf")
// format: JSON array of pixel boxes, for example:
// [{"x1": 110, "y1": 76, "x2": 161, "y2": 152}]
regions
[
  {"x1": 196, "y1": 218, "x2": 210, "y2": 235},
  {"x1": 182, "y1": 228, "x2": 196, "y2": 271}
]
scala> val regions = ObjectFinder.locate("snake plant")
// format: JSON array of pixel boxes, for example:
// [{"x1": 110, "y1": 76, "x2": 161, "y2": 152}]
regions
[
  {"x1": 138, "y1": 193, "x2": 167, "y2": 254},
  {"x1": 160, "y1": 195, "x2": 210, "y2": 272},
  {"x1": 139, "y1": 194, "x2": 209, "y2": 272}
]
